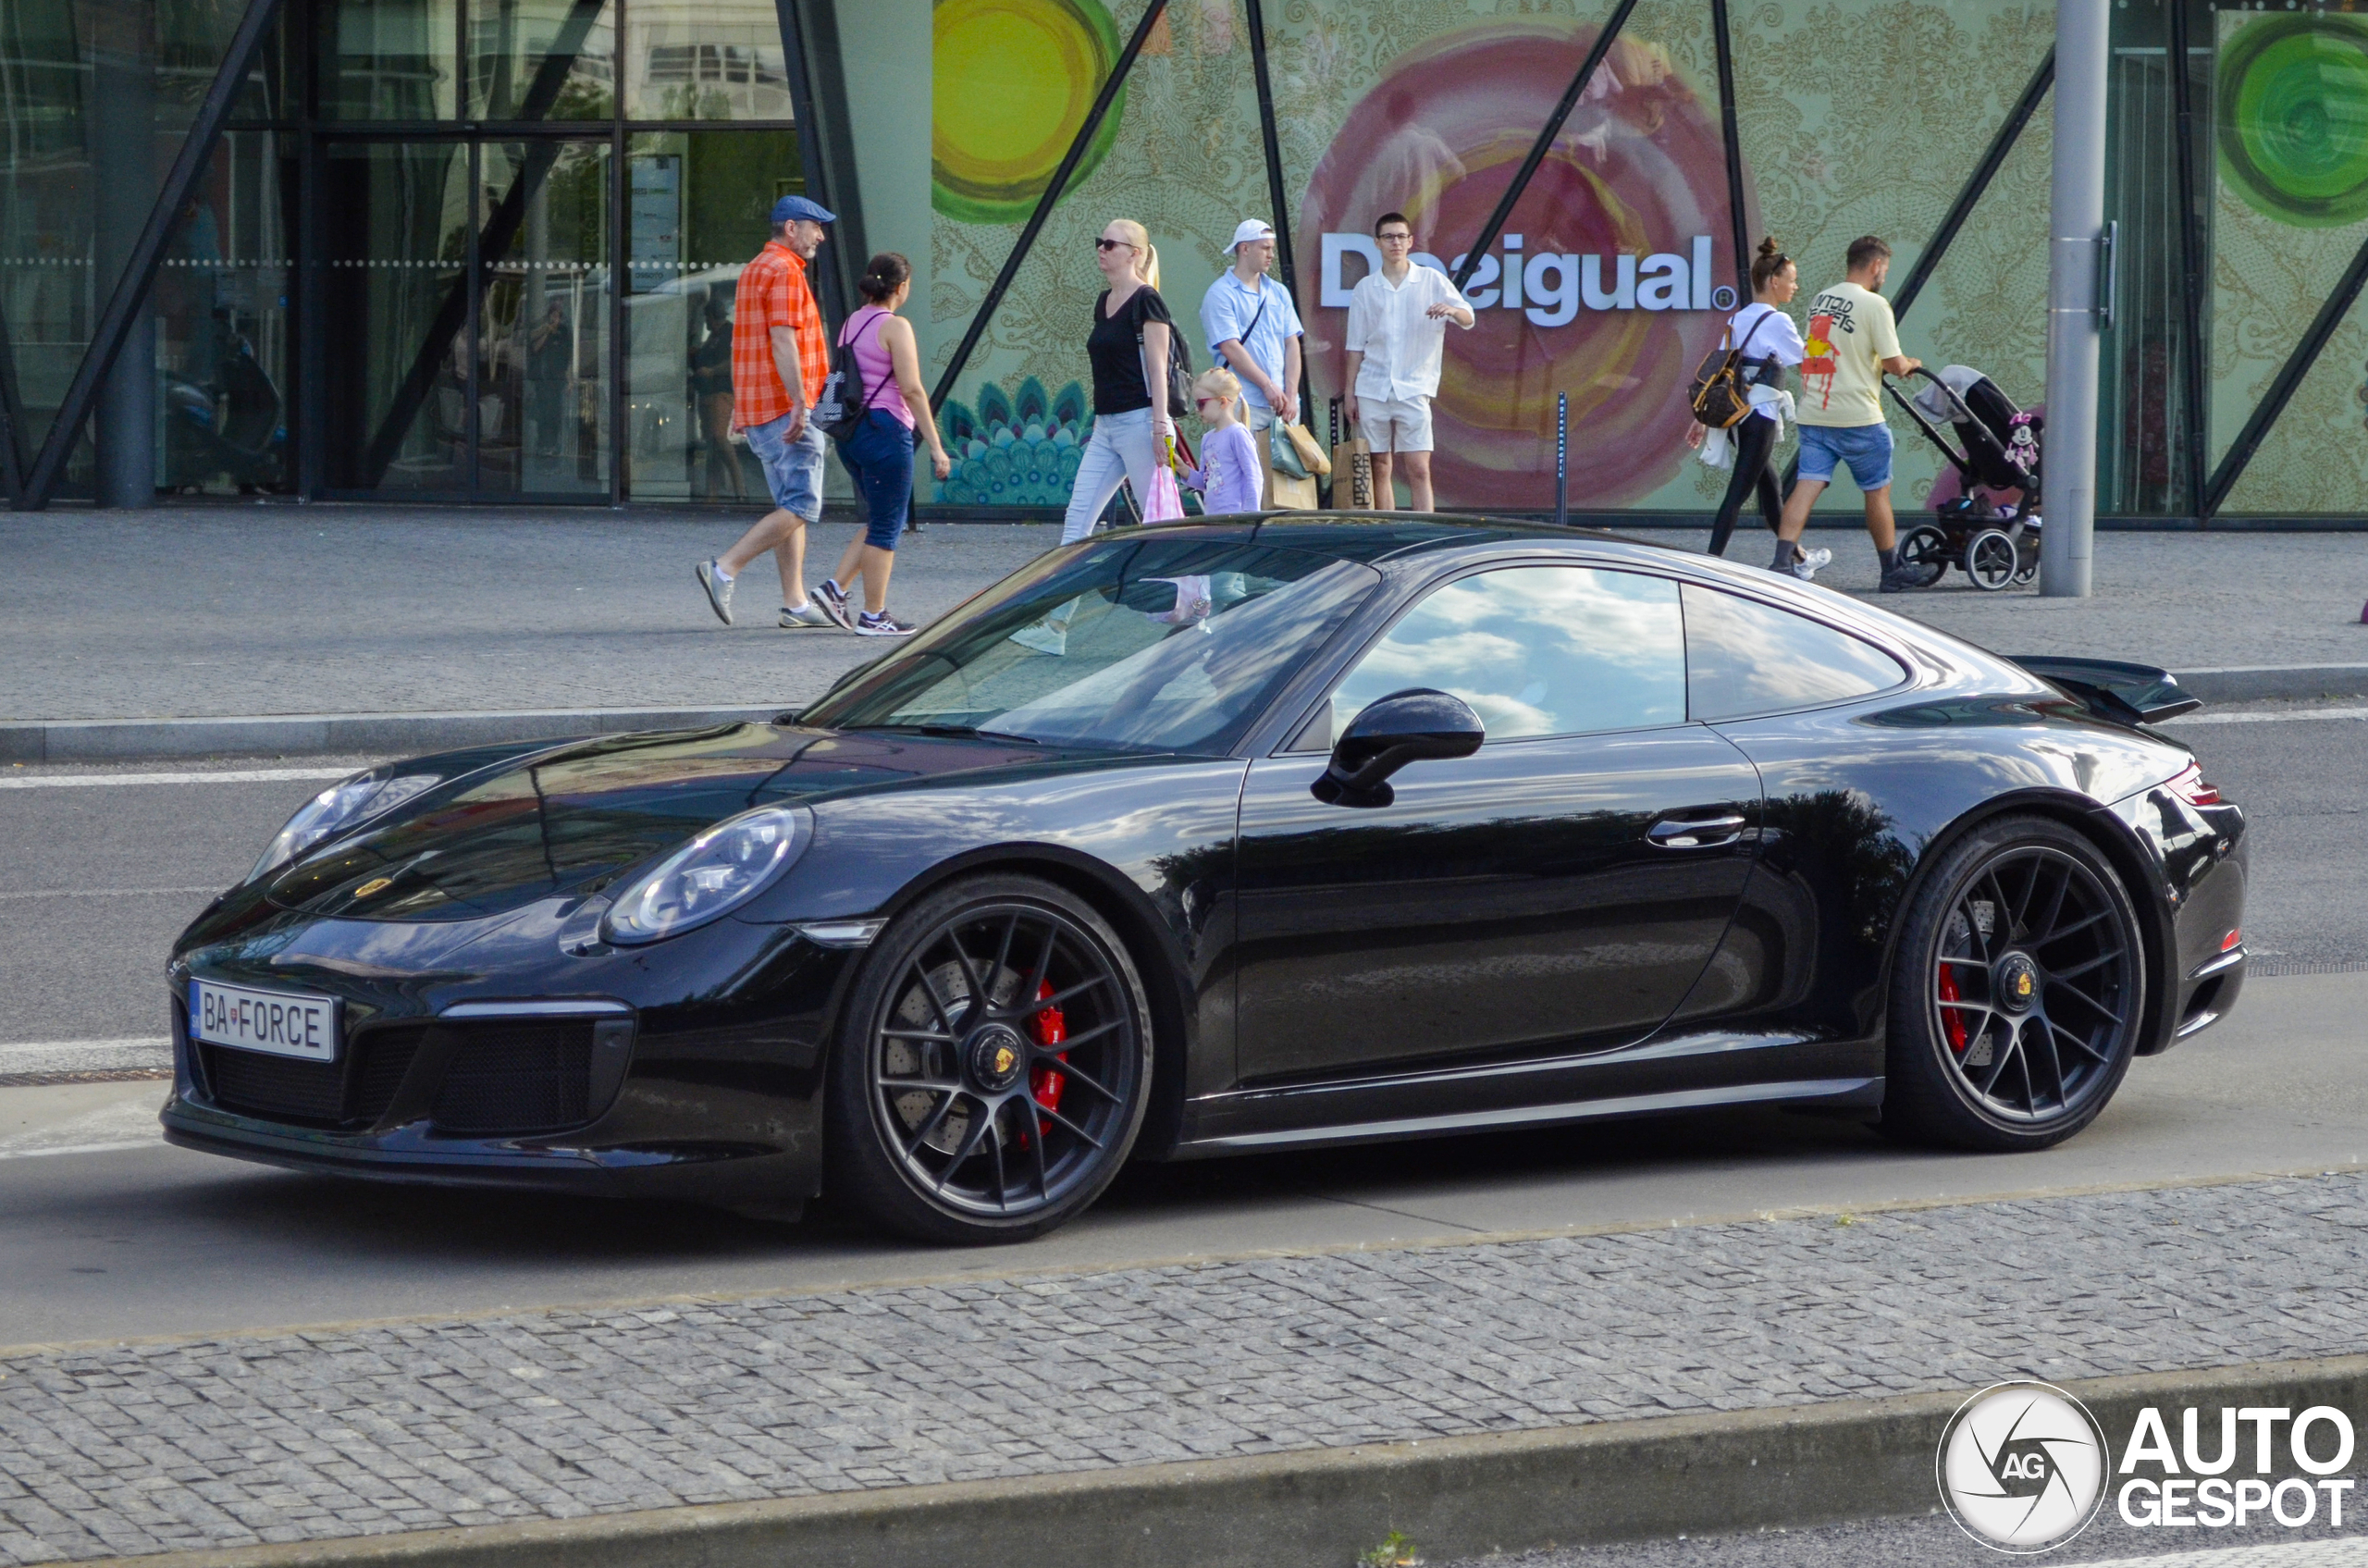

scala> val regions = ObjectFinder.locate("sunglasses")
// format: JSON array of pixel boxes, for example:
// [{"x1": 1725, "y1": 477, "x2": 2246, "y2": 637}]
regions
[{"x1": 1094, "y1": 238, "x2": 1136, "y2": 252}]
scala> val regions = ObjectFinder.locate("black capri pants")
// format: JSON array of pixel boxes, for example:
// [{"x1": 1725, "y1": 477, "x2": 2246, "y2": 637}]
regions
[{"x1": 1707, "y1": 410, "x2": 1784, "y2": 558}]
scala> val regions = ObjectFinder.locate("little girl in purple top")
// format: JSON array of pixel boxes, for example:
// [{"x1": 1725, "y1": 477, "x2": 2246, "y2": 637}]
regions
[{"x1": 1183, "y1": 368, "x2": 1262, "y2": 516}]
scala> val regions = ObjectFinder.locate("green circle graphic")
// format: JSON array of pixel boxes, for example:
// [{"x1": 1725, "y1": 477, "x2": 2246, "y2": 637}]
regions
[{"x1": 2220, "y1": 13, "x2": 2368, "y2": 228}]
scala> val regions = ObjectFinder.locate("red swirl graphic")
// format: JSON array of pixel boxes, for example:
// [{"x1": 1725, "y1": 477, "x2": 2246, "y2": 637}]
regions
[{"x1": 1299, "y1": 22, "x2": 1754, "y2": 509}]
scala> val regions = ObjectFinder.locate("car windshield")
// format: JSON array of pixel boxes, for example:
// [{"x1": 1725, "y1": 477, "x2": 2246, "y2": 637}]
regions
[{"x1": 803, "y1": 537, "x2": 1380, "y2": 755}]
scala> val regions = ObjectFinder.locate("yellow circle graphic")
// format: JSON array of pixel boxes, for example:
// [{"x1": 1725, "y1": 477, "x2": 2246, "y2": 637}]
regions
[{"x1": 933, "y1": 0, "x2": 1123, "y2": 225}]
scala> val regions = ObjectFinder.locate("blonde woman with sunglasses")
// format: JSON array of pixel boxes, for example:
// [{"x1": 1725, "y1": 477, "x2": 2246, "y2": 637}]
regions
[{"x1": 1061, "y1": 218, "x2": 1176, "y2": 544}]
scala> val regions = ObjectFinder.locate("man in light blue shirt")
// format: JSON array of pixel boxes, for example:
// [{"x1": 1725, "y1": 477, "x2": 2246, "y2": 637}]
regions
[{"x1": 1199, "y1": 218, "x2": 1304, "y2": 434}]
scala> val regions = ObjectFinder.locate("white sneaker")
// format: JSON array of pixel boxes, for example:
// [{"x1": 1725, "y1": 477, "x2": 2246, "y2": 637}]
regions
[
  {"x1": 779, "y1": 602, "x2": 832, "y2": 629},
  {"x1": 1788, "y1": 547, "x2": 1833, "y2": 582},
  {"x1": 697, "y1": 560, "x2": 735, "y2": 624}
]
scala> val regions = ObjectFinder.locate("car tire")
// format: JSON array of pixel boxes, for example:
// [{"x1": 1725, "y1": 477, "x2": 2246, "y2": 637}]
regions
[
  {"x1": 823, "y1": 873, "x2": 1154, "y2": 1243},
  {"x1": 1879, "y1": 815, "x2": 2145, "y2": 1154}
]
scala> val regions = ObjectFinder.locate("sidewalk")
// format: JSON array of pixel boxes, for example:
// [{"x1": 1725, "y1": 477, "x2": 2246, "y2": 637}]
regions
[
  {"x1": 5, "y1": 1164, "x2": 2366, "y2": 1564},
  {"x1": 2, "y1": 509, "x2": 2361, "y2": 754}
]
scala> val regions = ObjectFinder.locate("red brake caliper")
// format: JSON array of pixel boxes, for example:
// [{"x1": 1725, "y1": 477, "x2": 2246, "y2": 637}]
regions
[
  {"x1": 1937, "y1": 962, "x2": 1969, "y2": 1053},
  {"x1": 1028, "y1": 980, "x2": 1067, "y2": 1135}
]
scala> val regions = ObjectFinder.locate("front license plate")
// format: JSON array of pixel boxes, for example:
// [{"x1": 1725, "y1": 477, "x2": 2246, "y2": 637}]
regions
[{"x1": 189, "y1": 980, "x2": 339, "y2": 1063}]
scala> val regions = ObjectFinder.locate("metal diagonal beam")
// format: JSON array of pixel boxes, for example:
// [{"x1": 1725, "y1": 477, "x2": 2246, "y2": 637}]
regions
[
  {"x1": 19, "y1": 0, "x2": 286, "y2": 509},
  {"x1": 0, "y1": 304, "x2": 25, "y2": 501},
  {"x1": 357, "y1": 0, "x2": 605, "y2": 488},
  {"x1": 2203, "y1": 226, "x2": 2368, "y2": 514},
  {"x1": 929, "y1": 0, "x2": 1172, "y2": 414},
  {"x1": 775, "y1": 0, "x2": 859, "y2": 323},
  {"x1": 1449, "y1": 0, "x2": 1639, "y2": 293},
  {"x1": 1893, "y1": 50, "x2": 2054, "y2": 322},
  {"x1": 1709, "y1": 0, "x2": 1751, "y2": 301},
  {"x1": 1241, "y1": 0, "x2": 1296, "y2": 300},
  {"x1": 2167, "y1": 0, "x2": 2211, "y2": 525}
]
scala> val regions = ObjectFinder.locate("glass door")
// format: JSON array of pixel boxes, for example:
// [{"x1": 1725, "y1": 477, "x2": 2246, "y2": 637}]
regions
[{"x1": 319, "y1": 135, "x2": 609, "y2": 496}]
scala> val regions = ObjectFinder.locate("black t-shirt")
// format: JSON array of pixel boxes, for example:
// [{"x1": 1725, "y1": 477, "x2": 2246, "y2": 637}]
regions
[{"x1": 1087, "y1": 286, "x2": 1173, "y2": 415}]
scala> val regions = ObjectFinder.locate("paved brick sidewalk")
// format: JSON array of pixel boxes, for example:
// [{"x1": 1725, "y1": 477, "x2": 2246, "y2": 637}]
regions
[
  {"x1": 3, "y1": 509, "x2": 2361, "y2": 723},
  {"x1": 5, "y1": 1171, "x2": 2367, "y2": 1563}
]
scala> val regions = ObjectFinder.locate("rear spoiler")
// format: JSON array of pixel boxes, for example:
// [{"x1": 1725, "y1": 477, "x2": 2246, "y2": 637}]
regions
[{"x1": 2008, "y1": 655, "x2": 2202, "y2": 726}]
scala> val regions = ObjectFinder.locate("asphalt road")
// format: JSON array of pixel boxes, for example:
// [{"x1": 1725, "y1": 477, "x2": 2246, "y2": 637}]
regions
[
  {"x1": 1443, "y1": 1511, "x2": 2368, "y2": 1565},
  {"x1": 0, "y1": 709, "x2": 2362, "y2": 1352}
]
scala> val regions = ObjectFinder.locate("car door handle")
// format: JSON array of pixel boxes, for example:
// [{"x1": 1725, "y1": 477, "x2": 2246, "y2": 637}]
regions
[{"x1": 1647, "y1": 814, "x2": 1748, "y2": 849}]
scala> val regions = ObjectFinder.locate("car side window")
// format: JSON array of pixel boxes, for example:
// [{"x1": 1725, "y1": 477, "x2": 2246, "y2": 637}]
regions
[
  {"x1": 1321, "y1": 566, "x2": 1687, "y2": 746},
  {"x1": 1682, "y1": 583, "x2": 1909, "y2": 722}
]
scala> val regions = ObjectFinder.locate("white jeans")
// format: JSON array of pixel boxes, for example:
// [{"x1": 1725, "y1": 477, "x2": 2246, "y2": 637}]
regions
[{"x1": 1062, "y1": 406, "x2": 1163, "y2": 544}]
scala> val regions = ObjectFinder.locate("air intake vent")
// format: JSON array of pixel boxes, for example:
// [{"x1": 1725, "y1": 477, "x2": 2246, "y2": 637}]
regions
[
  {"x1": 199, "y1": 1026, "x2": 426, "y2": 1130},
  {"x1": 429, "y1": 1021, "x2": 595, "y2": 1135}
]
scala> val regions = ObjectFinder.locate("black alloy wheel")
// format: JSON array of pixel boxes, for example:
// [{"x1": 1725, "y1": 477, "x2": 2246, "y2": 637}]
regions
[
  {"x1": 824, "y1": 874, "x2": 1153, "y2": 1242},
  {"x1": 1881, "y1": 816, "x2": 2144, "y2": 1152}
]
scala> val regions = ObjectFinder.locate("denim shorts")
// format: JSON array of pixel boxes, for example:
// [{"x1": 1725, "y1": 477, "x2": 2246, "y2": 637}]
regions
[
  {"x1": 1795, "y1": 421, "x2": 1893, "y2": 490},
  {"x1": 744, "y1": 412, "x2": 827, "y2": 520}
]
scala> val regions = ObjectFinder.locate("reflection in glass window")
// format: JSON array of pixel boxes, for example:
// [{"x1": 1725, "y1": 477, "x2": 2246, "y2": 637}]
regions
[
  {"x1": 318, "y1": 0, "x2": 459, "y2": 119},
  {"x1": 159, "y1": 131, "x2": 292, "y2": 495},
  {"x1": 624, "y1": 0, "x2": 792, "y2": 121},
  {"x1": 477, "y1": 140, "x2": 611, "y2": 495},
  {"x1": 1329, "y1": 567, "x2": 1687, "y2": 743},
  {"x1": 804, "y1": 542, "x2": 1380, "y2": 756},
  {"x1": 623, "y1": 130, "x2": 800, "y2": 500},
  {"x1": 1682, "y1": 585, "x2": 1908, "y2": 722},
  {"x1": 471, "y1": 0, "x2": 614, "y2": 121}
]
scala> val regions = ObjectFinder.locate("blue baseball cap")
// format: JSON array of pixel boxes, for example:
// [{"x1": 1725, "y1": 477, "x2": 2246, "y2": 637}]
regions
[{"x1": 771, "y1": 194, "x2": 836, "y2": 226}]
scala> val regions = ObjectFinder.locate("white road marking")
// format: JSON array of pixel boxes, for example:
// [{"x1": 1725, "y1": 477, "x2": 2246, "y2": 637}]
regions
[
  {"x1": 0, "y1": 887, "x2": 219, "y2": 900},
  {"x1": 2169, "y1": 706, "x2": 2368, "y2": 725},
  {"x1": 0, "y1": 767, "x2": 353, "y2": 789},
  {"x1": 0, "y1": 1140, "x2": 160, "y2": 1162},
  {"x1": 0, "y1": 1038, "x2": 170, "y2": 1063}
]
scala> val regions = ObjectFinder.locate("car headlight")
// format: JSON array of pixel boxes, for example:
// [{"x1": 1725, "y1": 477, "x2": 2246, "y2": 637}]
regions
[
  {"x1": 601, "y1": 805, "x2": 808, "y2": 945},
  {"x1": 249, "y1": 769, "x2": 443, "y2": 883}
]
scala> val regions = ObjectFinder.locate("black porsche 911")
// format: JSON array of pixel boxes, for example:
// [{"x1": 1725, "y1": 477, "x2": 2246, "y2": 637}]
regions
[{"x1": 164, "y1": 517, "x2": 2248, "y2": 1242}]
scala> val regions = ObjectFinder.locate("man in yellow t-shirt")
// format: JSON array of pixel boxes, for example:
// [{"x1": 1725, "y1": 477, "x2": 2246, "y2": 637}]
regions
[{"x1": 1770, "y1": 236, "x2": 1922, "y2": 590}]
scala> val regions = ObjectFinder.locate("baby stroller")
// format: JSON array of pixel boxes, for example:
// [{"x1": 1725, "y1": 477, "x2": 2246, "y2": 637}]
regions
[{"x1": 1885, "y1": 365, "x2": 2042, "y2": 590}]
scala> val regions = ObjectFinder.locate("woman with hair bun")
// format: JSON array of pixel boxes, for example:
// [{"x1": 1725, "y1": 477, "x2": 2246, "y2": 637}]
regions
[
  {"x1": 811, "y1": 252, "x2": 951, "y2": 637},
  {"x1": 1691, "y1": 236, "x2": 1807, "y2": 562},
  {"x1": 1060, "y1": 217, "x2": 1176, "y2": 544}
]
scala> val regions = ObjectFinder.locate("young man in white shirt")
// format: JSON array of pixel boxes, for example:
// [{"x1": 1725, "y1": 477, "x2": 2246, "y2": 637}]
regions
[{"x1": 1342, "y1": 211, "x2": 1475, "y2": 511}]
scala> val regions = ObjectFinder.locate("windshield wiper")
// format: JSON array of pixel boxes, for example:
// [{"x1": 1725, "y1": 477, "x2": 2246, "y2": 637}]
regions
[{"x1": 853, "y1": 722, "x2": 1042, "y2": 745}]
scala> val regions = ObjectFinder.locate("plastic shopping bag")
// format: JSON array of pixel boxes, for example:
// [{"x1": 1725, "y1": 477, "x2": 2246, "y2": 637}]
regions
[{"x1": 1143, "y1": 463, "x2": 1187, "y2": 523}]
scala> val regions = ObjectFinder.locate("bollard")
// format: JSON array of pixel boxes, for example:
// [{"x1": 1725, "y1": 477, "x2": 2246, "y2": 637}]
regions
[{"x1": 1554, "y1": 391, "x2": 1569, "y2": 527}]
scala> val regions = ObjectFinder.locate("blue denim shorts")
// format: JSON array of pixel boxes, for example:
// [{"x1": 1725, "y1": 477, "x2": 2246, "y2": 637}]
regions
[
  {"x1": 1795, "y1": 421, "x2": 1894, "y2": 490},
  {"x1": 745, "y1": 412, "x2": 827, "y2": 520}
]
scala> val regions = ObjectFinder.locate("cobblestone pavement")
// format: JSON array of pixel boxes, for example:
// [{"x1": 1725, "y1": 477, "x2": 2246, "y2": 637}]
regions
[
  {"x1": 5, "y1": 1171, "x2": 2368, "y2": 1562},
  {"x1": 4, "y1": 510, "x2": 2361, "y2": 722}
]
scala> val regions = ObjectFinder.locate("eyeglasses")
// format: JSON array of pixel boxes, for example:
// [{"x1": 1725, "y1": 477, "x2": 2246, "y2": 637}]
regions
[
  {"x1": 1376, "y1": 231, "x2": 1414, "y2": 243},
  {"x1": 1094, "y1": 238, "x2": 1135, "y2": 253}
]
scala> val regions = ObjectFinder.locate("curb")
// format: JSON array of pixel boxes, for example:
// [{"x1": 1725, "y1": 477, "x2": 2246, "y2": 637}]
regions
[
  {"x1": 0, "y1": 706, "x2": 790, "y2": 764},
  {"x1": 10, "y1": 665, "x2": 2368, "y2": 764},
  {"x1": 92, "y1": 1353, "x2": 2368, "y2": 1568}
]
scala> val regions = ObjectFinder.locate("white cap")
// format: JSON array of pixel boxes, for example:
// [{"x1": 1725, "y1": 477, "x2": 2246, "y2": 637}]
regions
[{"x1": 1225, "y1": 219, "x2": 1276, "y2": 253}]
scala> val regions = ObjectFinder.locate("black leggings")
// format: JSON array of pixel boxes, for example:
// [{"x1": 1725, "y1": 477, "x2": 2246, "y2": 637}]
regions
[{"x1": 1707, "y1": 411, "x2": 1783, "y2": 557}]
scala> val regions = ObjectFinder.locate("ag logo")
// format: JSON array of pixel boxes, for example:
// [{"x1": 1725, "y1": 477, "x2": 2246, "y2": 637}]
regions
[{"x1": 1937, "y1": 1381, "x2": 2109, "y2": 1553}]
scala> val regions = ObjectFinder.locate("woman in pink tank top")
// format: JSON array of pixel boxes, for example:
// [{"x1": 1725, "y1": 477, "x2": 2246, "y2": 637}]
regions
[{"x1": 813, "y1": 253, "x2": 953, "y2": 636}]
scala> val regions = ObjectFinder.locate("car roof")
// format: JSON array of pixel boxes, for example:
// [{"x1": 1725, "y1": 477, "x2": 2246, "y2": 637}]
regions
[{"x1": 1129, "y1": 512, "x2": 1694, "y2": 564}]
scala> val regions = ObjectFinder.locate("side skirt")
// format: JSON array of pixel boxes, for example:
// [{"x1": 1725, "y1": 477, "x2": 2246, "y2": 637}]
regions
[{"x1": 1166, "y1": 1076, "x2": 1884, "y2": 1160}]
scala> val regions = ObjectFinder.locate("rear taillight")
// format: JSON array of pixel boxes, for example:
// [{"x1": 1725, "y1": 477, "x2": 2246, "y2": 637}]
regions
[{"x1": 2166, "y1": 761, "x2": 2221, "y2": 807}]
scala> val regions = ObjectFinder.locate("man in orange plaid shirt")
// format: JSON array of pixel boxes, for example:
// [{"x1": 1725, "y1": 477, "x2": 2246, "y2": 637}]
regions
[{"x1": 697, "y1": 195, "x2": 838, "y2": 629}]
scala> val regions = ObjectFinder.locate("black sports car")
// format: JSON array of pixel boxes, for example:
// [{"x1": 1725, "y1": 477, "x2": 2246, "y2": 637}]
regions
[{"x1": 165, "y1": 518, "x2": 2248, "y2": 1242}]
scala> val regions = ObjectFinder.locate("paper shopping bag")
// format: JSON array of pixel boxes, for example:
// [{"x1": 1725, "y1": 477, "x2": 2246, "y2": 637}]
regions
[
  {"x1": 1261, "y1": 433, "x2": 1318, "y2": 510},
  {"x1": 1329, "y1": 437, "x2": 1373, "y2": 509}
]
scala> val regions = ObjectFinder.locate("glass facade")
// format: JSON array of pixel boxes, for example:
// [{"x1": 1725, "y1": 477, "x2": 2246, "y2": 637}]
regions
[{"x1": 4, "y1": 0, "x2": 2368, "y2": 517}]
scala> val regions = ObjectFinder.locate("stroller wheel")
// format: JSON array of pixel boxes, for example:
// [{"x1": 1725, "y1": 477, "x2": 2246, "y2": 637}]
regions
[
  {"x1": 1965, "y1": 528, "x2": 2019, "y2": 591},
  {"x1": 1895, "y1": 523, "x2": 1951, "y2": 587},
  {"x1": 2011, "y1": 535, "x2": 2040, "y2": 585}
]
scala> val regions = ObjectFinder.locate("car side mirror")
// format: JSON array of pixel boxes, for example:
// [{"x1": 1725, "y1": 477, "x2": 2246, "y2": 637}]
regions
[{"x1": 1312, "y1": 688, "x2": 1484, "y2": 808}]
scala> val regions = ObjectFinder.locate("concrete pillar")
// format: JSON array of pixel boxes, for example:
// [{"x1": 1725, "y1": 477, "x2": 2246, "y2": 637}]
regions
[
  {"x1": 89, "y1": 0, "x2": 155, "y2": 508},
  {"x1": 2042, "y1": 0, "x2": 2110, "y2": 597}
]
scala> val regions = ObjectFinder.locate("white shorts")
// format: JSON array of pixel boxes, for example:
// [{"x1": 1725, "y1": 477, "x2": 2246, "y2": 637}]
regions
[{"x1": 1360, "y1": 395, "x2": 1433, "y2": 453}]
